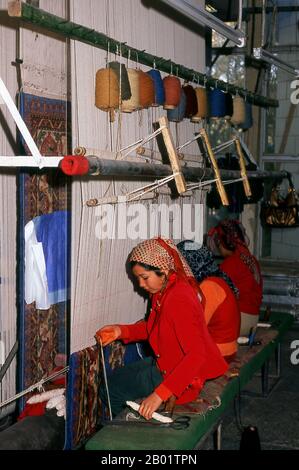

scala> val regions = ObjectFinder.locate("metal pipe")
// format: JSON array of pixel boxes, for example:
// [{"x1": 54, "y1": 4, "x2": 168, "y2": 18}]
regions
[
  {"x1": 7, "y1": 1, "x2": 278, "y2": 108},
  {"x1": 63, "y1": 155, "x2": 289, "y2": 183}
]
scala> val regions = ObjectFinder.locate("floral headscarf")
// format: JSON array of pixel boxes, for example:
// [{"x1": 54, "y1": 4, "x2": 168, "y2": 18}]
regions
[{"x1": 177, "y1": 241, "x2": 239, "y2": 298}]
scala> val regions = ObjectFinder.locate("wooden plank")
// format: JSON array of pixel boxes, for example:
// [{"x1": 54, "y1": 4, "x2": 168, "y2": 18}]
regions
[
  {"x1": 158, "y1": 116, "x2": 187, "y2": 195},
  {"x1": 235, "y1": 138, "x2": 252, "y2": 198},
  {"x1": 198, "y1": 128, "x2": 229, "y2": 206}
]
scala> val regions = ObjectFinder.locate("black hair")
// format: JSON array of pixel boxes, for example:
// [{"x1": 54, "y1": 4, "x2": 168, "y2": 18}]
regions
[{"x1": 130, "y1": 261, "x2": 165, "y2": 277}]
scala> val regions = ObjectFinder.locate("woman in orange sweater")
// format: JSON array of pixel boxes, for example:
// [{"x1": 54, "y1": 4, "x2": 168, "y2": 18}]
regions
[
  {"x1": 96, "y1": 237, "x2": 227, "y2": 419},
  {"x1": 207, "y1": 219, "x2": 263, "y2": 336},
  {"x1": 177, "y1": 241, "x2": 240, "y2": 362}
]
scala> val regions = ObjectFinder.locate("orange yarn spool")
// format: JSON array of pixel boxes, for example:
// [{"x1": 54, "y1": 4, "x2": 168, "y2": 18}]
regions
[
  {"x1": 138, "y1": 70, "x2": 155, "y2": 109},
  {"x1": 191, "y1": 87, "x2": 208, "y2": 122},
  {"x1": 95, "y1": 68, "x2": 119, "y2": 111},
  {"x1": 121, "y1": 68, "x2": 140, "y2": 113},
  {"x1": 163, "y1": 75, "x2": 181, "y2": 109}
]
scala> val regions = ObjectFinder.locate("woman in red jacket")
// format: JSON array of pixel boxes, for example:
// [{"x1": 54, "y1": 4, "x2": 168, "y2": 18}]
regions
[
  {"x1": 177, "y1": 241, "x2": 240, "y2": 361},
  {"x1": 207, "y1": 219, "x2": 263, "y2": 336},
  {"x1": 96, "y1": 237, "x2": 227, "y2": 419}
]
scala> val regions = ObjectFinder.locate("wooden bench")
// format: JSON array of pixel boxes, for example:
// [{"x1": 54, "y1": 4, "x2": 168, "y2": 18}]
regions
[{"x1": 84, "y1": 312, "x2": 293, "y2": 451}]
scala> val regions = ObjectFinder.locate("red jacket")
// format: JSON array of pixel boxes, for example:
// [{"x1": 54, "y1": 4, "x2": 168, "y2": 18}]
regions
[
  {"x1": 220, "y1": 250, "x2": 262, "y2": 315},
  {"x1": 121, "y1": 273, "x2": 228, "y2": 404}
]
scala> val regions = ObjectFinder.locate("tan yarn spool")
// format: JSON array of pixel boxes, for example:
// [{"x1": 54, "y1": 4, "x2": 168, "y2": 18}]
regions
[
  {"x1": 191, "y1": 87, "x2": 208, "y2": 122},
  {"x1": 121, "y1": 68, "x2": 140, "y2": 113},
  {"x1": 163, "y1": 75, "x2": 181, "y2": 109},
  {"x1": 95, "y1": 68, "x2": 119, "y2": 111},
  {"x1": 231, "y1": 95, "x2": 246, "y2": 126},
  {"x1": 138, "y1": 70, "x2": 155, "y2": 109}
]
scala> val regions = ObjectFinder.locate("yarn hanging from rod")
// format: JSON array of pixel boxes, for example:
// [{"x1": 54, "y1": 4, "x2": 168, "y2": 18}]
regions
[
  {"x1": 138, "y1": 70, "x2": 155, "y2": 108},
  {"x1": 147, "y1": 69, "x2": 165, "y2": 106},
  {"x1": 167, "y1": 86, "x2": 186, "y2": 122},
  {"x1": 108, "y1": 61, "x2": 132, "y2": 100},
  {"x1": 163, "y1": 75, "x2": 181, "y2": 109},
  {"x1": 121, "y1": 68, "x2": 140, "y2": 113},
  {"x1": 209, "y1": 88, "x2": 227, "y2": 118},
  {"x1": 95, "y1": 68, "x2": 119, "y2": 111},
  {"x1": 231, "y1": 95, "x2": 246, "y2": 126},
  {"x1": 191, "y1": 87, "x2": 208, "y2": 122},
  {"x1": 238, "y1": 101, "x2": 253, "y2": 131},
  {"x1": 183, "y1": 84, "x2": 198, "y2": 119},
  {"x1": 225, "y1": 92, "x2": 233, "y2": 120}
]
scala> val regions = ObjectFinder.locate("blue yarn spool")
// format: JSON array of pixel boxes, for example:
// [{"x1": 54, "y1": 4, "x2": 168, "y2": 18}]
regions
[
  {"x1": 167, "y1": 87, "x2": 186, "y2": 122},
  {"x1": 208, "y1": 88, "x2": 227, "y2": 118},
  {"x1": 147, "y1": 69, "x2": 165, "y2": 106},
  {"x1": 239, "y1": 102, "x2": 253, "y2": 130}
]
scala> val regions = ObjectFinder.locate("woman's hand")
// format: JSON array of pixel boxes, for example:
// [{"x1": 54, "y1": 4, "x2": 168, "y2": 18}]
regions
[
  {"x1": 95, "y1": 325, "x2": 121, "y2": 346},
  {"x1": 139, "y1": 392, "x2": 163, "y2": 420}
]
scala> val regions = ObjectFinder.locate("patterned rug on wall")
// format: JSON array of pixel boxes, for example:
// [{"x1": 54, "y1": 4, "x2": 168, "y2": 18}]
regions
[{"x1": 19, "y1": 92, "x2": 70, "y2": 391}]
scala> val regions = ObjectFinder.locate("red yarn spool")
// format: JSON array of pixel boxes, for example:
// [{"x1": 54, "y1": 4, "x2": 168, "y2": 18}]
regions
[{"x1": 163, "y1": 75, "x2": 181, "y2": 109}]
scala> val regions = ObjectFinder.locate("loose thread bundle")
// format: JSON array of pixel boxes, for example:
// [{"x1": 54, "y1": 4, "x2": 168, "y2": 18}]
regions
[
  {"x1": 138, "y1": 70, "x2": 155, "y2": 108},
  {"x1": 163, "y1": 75, "x2": 181, "y2": 109},
  {"x1": 121, "y1": 68, "x2": 140, "y2": 112},
  {"x1": 183, "y1": 84, "x2": 198, "y2": 119},
  {"x1": 95, "y1": 68, "x2": 119, "y2": 111},
  {"x1": 147, "y1": 69, "x2": 165, "y2": 106},
  {"x1": 209, "y1": 88, "x2": 227, "y2": 118},
  {"x1": 191, "y1": 87, "x2": 208, "y2": 122},
  {"x1": 167, "y1": 86, "x2": 186, "y2": 122},
  {"x1": 108, "y1": 61, "x2": 132, "y2": 100}
]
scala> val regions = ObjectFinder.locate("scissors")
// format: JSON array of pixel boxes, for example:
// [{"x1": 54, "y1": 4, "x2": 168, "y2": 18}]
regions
[{"x1": 168, "y1": 415, "x2": 191, "y2": 430}]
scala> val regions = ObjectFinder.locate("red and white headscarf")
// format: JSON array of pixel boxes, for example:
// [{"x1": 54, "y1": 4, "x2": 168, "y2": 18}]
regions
[{"x1": 129, "y1": 237, "x2": 199, "y2": 291}]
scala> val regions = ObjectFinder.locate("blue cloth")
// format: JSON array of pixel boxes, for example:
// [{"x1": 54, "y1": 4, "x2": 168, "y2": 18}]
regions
[{"x1": 33, "y1": 211, "x2": 70, "y2": 305}]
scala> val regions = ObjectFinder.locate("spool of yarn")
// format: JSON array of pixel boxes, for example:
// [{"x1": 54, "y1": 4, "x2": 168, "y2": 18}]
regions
[
  {"x1": 167, "y1": 86, "x2": 186, "y2": 122},
  {"x1": 147, "y1": 69, "x2": 165, "y2": 106},
  {"x1": 95, "y1": 68, "x2": 119, "y2": 111},
  {"x1": 163, "y1": 75, "x2": 181, "y2": 109},
  {"x1": 224, "y1": 92, "x2": 233, "y2": 119},
  {"x1": 108, "y1": 61, "x2": 132, "y2": 101},
  {"x1": 239, "y1": 101, "x2": 253, "y2": 130},
  {"x1": 183, "y1": 84, "x2": 198, "y2": 119},
  {"x1": 231, "y1": 95, "x2": 246, "y2": 126},
  {"x1": 208, "y1": 88, "x2": 227, "y2": 118},
  {"x1": 191, "y1": 87, "x2": 208, "y2": 122},
  {"x1": 138, "y1": 70, "x2": 155, "y2": 108},
  {"x1": 121, "y1": 68, "x2": 140, "y2": 112}
]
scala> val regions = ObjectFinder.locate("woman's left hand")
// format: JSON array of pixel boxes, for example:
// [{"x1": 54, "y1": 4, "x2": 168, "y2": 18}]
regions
[{"x1": 139, "y1": 392, "x2": 163, "y2": 420}]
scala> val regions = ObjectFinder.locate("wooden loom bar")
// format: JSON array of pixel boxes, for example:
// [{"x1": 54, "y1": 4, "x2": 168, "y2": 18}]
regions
[
  {"x1": 198, "y1": 128, "x2": 229, "y2": 206},
  {"x1": 158, "y1": 116, "x2": 187, "y2": 194},
  {"x1": 8, "y1": 1, "x2": 278, "y2": 109},
  {"x1": 234, "y1": 138, "x2": 252, "y2": 198}
]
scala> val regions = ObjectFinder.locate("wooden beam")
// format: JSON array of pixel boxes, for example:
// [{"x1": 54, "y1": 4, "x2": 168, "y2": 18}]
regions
[
  {"x1": 235, "y1": 138, "x2": 252, "y2": 198},
  {"x1": 158, "y1": 116, "x2": 187, "y2": 195},
  {"x1": 198, "y1": 128, "x2": 229, "y2": 206}
]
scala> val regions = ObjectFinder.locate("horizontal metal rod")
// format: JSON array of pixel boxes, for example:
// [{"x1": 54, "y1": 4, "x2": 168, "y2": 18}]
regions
[
  {"x1": 8, "y1": 1, "x2": 278, "y2": 108},
  {"x1": 81, "y1": 156, "x2": 288, "y2": 182}
]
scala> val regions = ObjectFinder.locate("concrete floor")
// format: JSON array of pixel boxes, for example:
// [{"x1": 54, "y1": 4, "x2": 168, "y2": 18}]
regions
[{"x1": 202, "y1": 324, "x2": 299, "y2": 450}]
